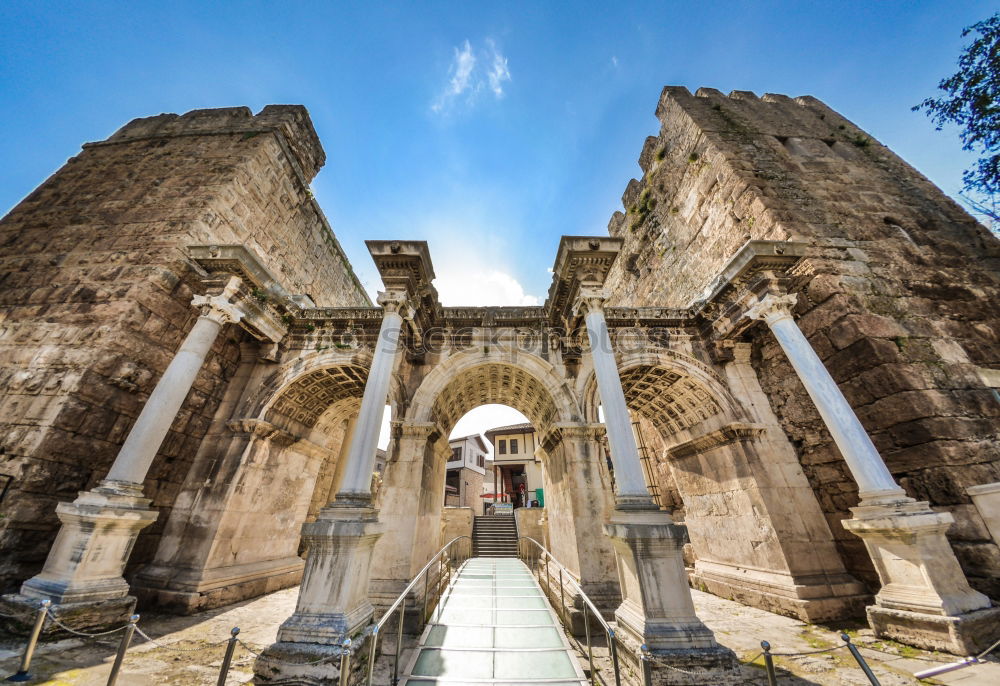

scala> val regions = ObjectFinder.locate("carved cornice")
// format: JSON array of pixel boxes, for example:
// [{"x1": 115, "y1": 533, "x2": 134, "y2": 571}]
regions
[
  {"x1": 188, "y1": 244, "x2": 313, "y2": 343},
  {"x1": 688, "y1": 240, "x2": 808, "y2": 339},
  {"x1": 544, "y1": 236, "x2": 624, "y2": 326},
  {"x1": 665, "y1": 423, "x2": 765, "y2": 461}
]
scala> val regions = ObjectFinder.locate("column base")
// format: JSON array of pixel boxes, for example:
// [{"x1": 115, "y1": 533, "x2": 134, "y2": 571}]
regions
[
  {"x1": 844, "y1": 497, "x2": 998, "y2": 655},
  {"x1": 689, "y1": 560, "x2": 869, "y2": 622},
  {"x1": 615, "y1": 624, "x2": 741, "y2": 686},
  {"x1": 133, "y1": 556, "x2": 306, "y2": 614},
  {"x1": 604, "y1": 508, "x2": 723, "y2": 653},
  {"x1": 256, "y1": 500, "x2": 383, "y2": 683},
  {"x1": 13, "y1": 481, "x2": 157, "y2": 625},
  {"x1": 0, "y1": 593, "x2": 136, "y2": 637},
  {"x1": 866, "y1": 604, "x2": 1000, "y2": 656},
  {"x1": 254, "y1": 638, "x2": 367, "y2": 686}
]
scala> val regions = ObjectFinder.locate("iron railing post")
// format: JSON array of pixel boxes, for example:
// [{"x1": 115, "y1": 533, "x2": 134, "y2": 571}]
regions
[
  {"x1": 338, "y1": 637, "x2": 352, "y2": 686},
  {"x1": 392, "y1": 602, "x2": 406, "y2": 685},
  {"x1": 639, "y1": 644, "x2": 652, "y2": 686},
  {"x1": 584, "y1": 608, "x2": 594, "y2": 685},
  {"x1": 6, "y1": 598, "x2": 50, "y2": 683},
  {"x1": 365, "y1": 626, "x2": 379, "y2": 686},
  {"x1": 559, "y1": 569, "x2": 566, "y2": 623},
  {"x1": 106, "y1": 614, "x2": 138, "y2": 686},
  {"x1": 841, "y1": 633, "x2": 880, "y2": 685},
  {"x1": 761, "y1": 640, "x2": 777, "y2": 686},
  {"x1": 422, "y1": 570, "x2": 430, "y2": 627},
  {"x1": 609, "y1": 628, "x2": 622, "y2": 686},
  {"x1": 216, "y1": 627, "x2": 240, "y2": 686}
]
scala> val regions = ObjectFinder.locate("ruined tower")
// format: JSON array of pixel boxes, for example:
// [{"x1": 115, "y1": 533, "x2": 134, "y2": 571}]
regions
[
  {"x1": 0, "y1": 107, "x2": 370, "y2": 591},
  {"x1": 603, "y1": 86, "x2": 1000, "y2": 598}
]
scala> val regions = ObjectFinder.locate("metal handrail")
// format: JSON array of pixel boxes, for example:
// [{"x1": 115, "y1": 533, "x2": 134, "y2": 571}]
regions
[
  {"x1": 363, "y1": 535, "x2": 473, "y2": 686},
  {"x1": 517, "y1": 536, "x2": 621, "y2": 686}
]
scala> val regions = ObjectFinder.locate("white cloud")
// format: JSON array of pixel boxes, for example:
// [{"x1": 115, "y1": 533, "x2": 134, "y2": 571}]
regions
[
  {"x1": 432, "y1": 38, "x2": 511, "y2": 113},
  {"x1": 486, "y1": 39, "x2": 511, "y2": 97},
  {"x1": 611, "y1": 56, "x2": 619, "y2": 68},
  {"x1": 434, "y1": 266, "x2": 540, "y2": 306}
]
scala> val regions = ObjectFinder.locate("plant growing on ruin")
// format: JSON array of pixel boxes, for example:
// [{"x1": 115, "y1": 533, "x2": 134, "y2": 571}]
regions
[{"x1": 915, "y1": 12, "x2": 1000, "y2": 224}]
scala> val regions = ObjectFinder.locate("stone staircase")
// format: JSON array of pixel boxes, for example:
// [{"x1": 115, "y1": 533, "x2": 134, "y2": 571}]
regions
[{"x1": 473, "y1": 514, "x2": 518, "y2": 557}]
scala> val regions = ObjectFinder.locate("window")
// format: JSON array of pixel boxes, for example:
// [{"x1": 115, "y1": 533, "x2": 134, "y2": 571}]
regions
[
  {"x1": 477, "y1": 454, "x2": 485, "y2": 468},
  {"x1": 498, "y1": 440, "x2": 506, "y2": 455},
  {"x1": 452, "y1": 447, "x2": 462, "y2": 462},
  {"x1": 510, "y1": 439, "x2": 518, "y2": 454}
]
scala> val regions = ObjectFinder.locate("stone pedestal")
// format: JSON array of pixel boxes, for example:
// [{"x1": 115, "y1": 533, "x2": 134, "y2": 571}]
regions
[
  {"x1": 843, "y1": 498, "x2": 1000, "y2": 654},
  {"x1": 604, "y1": 508, "x2": 741, "y2": 684},
  {"x1": 2, "y1": 481, "x2": 157, "y2": 630},
  {"x1": 254, "y1": 500, "x2": 383, "y2": 684}
]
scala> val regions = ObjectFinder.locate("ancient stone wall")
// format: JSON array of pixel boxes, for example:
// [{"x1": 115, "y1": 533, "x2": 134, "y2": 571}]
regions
[
  {"x1": 604, "y1": 87, "x2": 1000, "y2": 596},
  {"x1": 0, "y1": 106, "x2": 369, "y2": 592}
]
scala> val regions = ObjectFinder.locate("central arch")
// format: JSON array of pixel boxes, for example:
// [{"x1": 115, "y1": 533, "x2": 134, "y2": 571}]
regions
[{"x1": 370, "y1": 347, "x2": 619, "y2": 619}]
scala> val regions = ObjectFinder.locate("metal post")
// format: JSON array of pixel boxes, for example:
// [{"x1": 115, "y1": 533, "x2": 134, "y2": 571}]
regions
[
  {"x1": 608, "y1": 628, "x2": 622, "y2": 686},
  {"x1": 841, "y1": 633, "x2": 881, "y2": 685},
  {"x1": 216, "y1": 627, "x2": 240, "y2": 686},
  {"x1": 106, "y1": 614, "x2": 138, "y2": 686},
  {"x1": 338, "y1": 637, "x2": 352, "y2": 686},
  {"x1": 584, "y1": 609, "x2": 594, "y2": 685},
  {"x1": 558, "y1": 569, "x2": 566, "y2": 622},
  {"x1": 392, "y1": 603, "x2": 406, "y2": 685},
  {"x1": 545, "y1": 555, "x2": 551, "y2": 600},
  {"x1": 639, "y1": 644, "x2": 652, "y2": 686},
  {"x1": 761, "y1": 640, "x2": 777, "y2": 686},
  {"x1": 365, "y1": 627, "x2": 379, "y2": 686},
  {"x1": 6, "y1": 599, "x2": 50, "y2": 682},
  {"x1": 422, "y1": 570, "x2": 430, "y2": 626}
]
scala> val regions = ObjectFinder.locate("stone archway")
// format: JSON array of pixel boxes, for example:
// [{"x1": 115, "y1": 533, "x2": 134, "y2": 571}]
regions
[
  {"x1": 580, "y1": 347, "x2": 867, "y2": 621},
  {"x1": 368, "y1": 349, "x2": 619, "y2": 617},
  {"x1": 135, "y1": 348, "x2": 403, "y2": 613}
]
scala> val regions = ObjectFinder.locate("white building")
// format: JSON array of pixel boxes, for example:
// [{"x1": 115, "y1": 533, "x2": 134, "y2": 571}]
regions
[
  {"x1": 484, "y1": 423, "x2": 544, "y2": 510},
  {"x1": 446, "y1": 434, "x2": 489, "y2": 509}
]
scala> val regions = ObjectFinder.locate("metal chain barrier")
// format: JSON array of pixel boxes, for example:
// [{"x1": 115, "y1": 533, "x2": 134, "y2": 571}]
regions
[
  {"x1": 236, "y1": 638, "x2": 346, "y2": 665},
  {"x1": 43, "y1": 610, "x2": 130, "y2": 638},
  {"x1": 753, "y1": 635, "x2": 882, "y2": 686},
  {"x1": 133, "y1": 625, "x2": 229, "y2": 652}
]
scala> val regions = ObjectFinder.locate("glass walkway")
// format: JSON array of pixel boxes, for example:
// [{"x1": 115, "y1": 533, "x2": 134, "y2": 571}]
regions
[{"x1": 401, "y1": 557, "x2": 588, "y2": 685}]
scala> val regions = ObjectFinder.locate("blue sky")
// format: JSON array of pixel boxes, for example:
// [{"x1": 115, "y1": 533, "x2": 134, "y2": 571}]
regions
[{"x1": 1, "y1": 1, "x2": 993, "y2": 441}]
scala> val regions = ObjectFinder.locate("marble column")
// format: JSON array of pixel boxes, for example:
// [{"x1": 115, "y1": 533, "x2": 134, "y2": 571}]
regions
[
  {"x1": 5, "y1": 277, "x2": 245, "y2": 627},
  {"x1": 746, "y1": 292, "x2": 998, "y2": 654},
  {"x1": 576, "y1": 287, "x2": 740, "y2": 684},
  {"x1": 575, "y1": 286, "x2": 655, "y2": 509},
  {"x1": 255, "y1": 291, "x2": 408, "y2": 684},
  {"x1": 325, "y1": 415, "x2": 358, "y2": 504}
]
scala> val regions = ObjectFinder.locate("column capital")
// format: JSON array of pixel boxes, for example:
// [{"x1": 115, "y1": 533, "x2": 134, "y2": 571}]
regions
[
  {"x1": 191, "y1": 275, "x2": 245, "y2": 325},
  {"x1": 745, "y1": 292, "x2": 797, "y2": 326},
  {"x1": 376, "y1": 290, "x2": 412, "y2": 317},
  {"x1": 572, "y1": 285, "x2": 610, "y2": 318}
]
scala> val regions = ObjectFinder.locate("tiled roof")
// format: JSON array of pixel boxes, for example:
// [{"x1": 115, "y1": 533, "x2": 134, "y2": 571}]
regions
[{"x1": 484, "y1": 422, "x2": 535, "y2": 436}]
